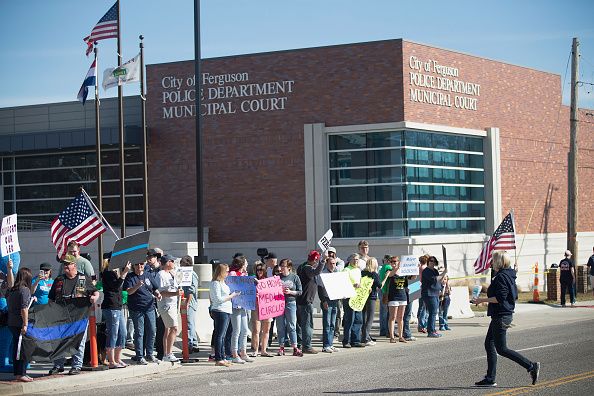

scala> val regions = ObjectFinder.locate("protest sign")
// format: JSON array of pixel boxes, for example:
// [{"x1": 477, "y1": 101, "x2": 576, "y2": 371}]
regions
[
  {"x1": 109, "y1": 230, "x2": 150, "y2": 270},
  {"x1": 317, "y1": 229, "x2": 333, "y2": 252},
  {"x1": 348, "y1": 276, "x2": 373, "y2": 311},
  {"x1": 408, "y1": 279, "x2": 421, "y2": 301},
  {"x1": 175, "y1": 266, "x2": 194, "y2": 287},
  {"x1": 319, "y1": 272, "x2": 356, "y2": 300},
  {"x1": 398, "y1": 255, "x2": 419, "y2": 276},
  {"x1": 442, "y1": 245, "x2": 448, "y2": 270},
  {"x1": 256, "y1": 276, "x2": 285, "y2": 320},
  {"x1": 226, "y1": 276, "x2": 257, "y2": 310},
  {"x1": 1, "y1": 214, "x2": 20, "y2": 256}
]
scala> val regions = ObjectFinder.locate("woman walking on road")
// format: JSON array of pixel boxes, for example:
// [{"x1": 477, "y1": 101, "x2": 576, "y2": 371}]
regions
[{"x1": 473, "y1": 250, "x2": 540, "y2": 387}]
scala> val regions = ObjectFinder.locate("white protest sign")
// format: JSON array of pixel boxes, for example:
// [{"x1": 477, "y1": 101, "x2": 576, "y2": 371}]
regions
[
  {"x1": 175, "y1": 266, "x2": 194, "y2": 287},
  {"x1": 397, "y1": 255, "x2": 419, "y2": 276},
  {"x1": 319, "y1": 272, "x2": 356, "y2": 300},
  {"x1": 317, "y1": 229, "x2": 333, "y2": 252},
  {"x1": 1, "y1": 214, "x2": 20, "y2": 256}
]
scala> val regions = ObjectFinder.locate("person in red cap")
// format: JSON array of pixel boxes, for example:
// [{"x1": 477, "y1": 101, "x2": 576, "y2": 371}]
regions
[{"x1": 296, "y1": 250, "x2": 324, "y2": 354}]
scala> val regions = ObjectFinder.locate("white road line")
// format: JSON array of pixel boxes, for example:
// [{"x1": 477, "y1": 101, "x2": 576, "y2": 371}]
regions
[{"x1": 470, "y1": 342, "x2": 563, "y2": 361}]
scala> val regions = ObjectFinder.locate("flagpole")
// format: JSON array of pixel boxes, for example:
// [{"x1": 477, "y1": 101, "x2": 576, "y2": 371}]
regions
[
  {"x1": 139, "y1": 35, "x2": 149, "y2": 231},
  {"x1": 194, "y1": 0, "x2": 206, "y2": 263},
  {"x1": 81, "y1": 188, "x2": 120, "y2": 240},
  {"x1": 117, "y1": 0, "x2": 126, "y2": 237},
  {"x1": 94, "y1": 44, "x2": 104, "y2": 262}
]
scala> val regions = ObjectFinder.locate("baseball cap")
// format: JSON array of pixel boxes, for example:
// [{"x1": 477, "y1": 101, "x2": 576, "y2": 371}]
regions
[
  {"x1": 265, "y1": 252, "x2": 277, "y2": 260},
  {"x1": 327, "y1": 247, "x2": 337, "y2": 254},
  {"x1": 308, "y1": 250, "x2": 321, "y2": 261},
  {"x1": 160, "y1": 254, "x2": 177, "y2": 264},
  {"x1": 61, "y1": 254, "x2": 77, "y2": 265},
  {"x1": 147, "y1": 248, "x2": 163, "y2": 258},
  {"x1": 40, "y1": 262, "x2": 52, "y2": 271}
]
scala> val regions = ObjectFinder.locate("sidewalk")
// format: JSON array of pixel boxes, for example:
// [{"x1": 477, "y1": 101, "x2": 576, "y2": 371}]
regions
[{"x1": 1, "y1": 300, "x2": 592, "y2": 395}]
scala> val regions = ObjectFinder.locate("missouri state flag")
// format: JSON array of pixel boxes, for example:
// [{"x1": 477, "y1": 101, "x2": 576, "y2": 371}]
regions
[
  {"x1": 21, "y1": 301, "x2": 89, "y2": 362},
  {"x1": 77, "y1": 60, "x2": 97, "y2": 105}
]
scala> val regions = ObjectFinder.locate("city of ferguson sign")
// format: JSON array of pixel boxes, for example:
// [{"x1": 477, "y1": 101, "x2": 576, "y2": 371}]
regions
[
  {"x1": 160, "y1": 71, "x2": 295, "y2": 119},
  {"x1": 408, "y1": 56, "x2": 480, "y2": 111}
]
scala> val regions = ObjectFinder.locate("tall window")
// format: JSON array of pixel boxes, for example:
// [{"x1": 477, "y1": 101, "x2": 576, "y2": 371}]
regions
[
  {"x1": 329, "y1": 130, "x2": 485, "y2": 238},
  {"x1": 1, "y1": 147, "x2": 144, "y2": 226}
]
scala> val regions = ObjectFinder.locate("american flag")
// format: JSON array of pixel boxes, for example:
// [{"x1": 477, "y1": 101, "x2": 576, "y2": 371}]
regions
[
  {"x1": 83, "y1": 2, "x2": 119, "y2": 56},
  {"x1": 51, "y1": 192, "x2": 106, "y2": 259},
  {"x1": 474, "y1": 212, "x2": 516, "y2": 274}
]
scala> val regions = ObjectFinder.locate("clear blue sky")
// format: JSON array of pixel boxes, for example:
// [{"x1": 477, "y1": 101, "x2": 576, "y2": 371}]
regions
[{"x1": 1, "y1": 0, "x2": 594, "y2": 109}]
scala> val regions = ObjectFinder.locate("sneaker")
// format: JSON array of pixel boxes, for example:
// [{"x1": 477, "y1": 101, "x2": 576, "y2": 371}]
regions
[
  {"x1": 126, "y1": 342, "x2": 135, "y2": 350},
  {"x1": 231, "y1": 356, "x2": 246, "y2": 364},
  {"x1": 330, "y1": 346, "x2": 340, "y2": 352},
  {"x1": 530, "y1": 362, "x2": 540, "y2": 385},
  {"x1": 444, "y1": 326, "x2": 452, "y2": 330},
  {"x1": 475, "y1": 378, "x2": 497, "y2": 387},
  {"x1": 68, "y1": 368, "x2": 81, "y2": 375},
  {"x1": 321, "y1": 347, "x2": 333, "y2": 353},
  {"x1": 352, "y1": 343, "x2": 366, "y2": 347},
  {"x1": 146, "y1": 356, "x2": 160, "y2": 363},
  {"x1": 163, "y1": 354, "x2": 179, "y2": 362},
  {"x1": 240, "y1": 355, "x2": 254, "y2": 363},
  {"x1": 292, "y1": 347, "x2": 303, "y2": 357},
  {"x1": 571, "y1": 303, "x2": 576, "y2": 307},
  {"x1": 365, "y1": 340, "x2": 376, "y2": 346},
  {"x1": 439, "y1": 326, "x2": 446, "y2": 331},
  {"x1": 48, "y1": 366, "x2": 64, "y2": 375},
  {"x1": 405, "y1": 337, "x2": 417, "y2": 341},
  {"x1": 277, "y1": 347, "x2": 285, "y2": 356},
  {"x1": 224, "y1": 355, "x2": 233, "y2": 361},
  {"x1": 342, "y1": 344, "x2": 352, "y2": 349},
  {"x1": 303, "y1": 348, "x2": 319, "y2": 354},
  {"x1": 208, "y1": 355, "x2": 216, "y2": 362},
  {"x1": 418, "y1": 328, "x2": 428, "y2": 334},
  {"x1": 136, "y1": 357, "x2": 148, "y2": 365},
  {"x1": 428, "y1": 332, "x2": 443, "y2": 338}
]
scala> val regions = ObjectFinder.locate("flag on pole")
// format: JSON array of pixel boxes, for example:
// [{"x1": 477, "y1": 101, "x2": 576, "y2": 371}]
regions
[
  {"x1": 474, "y1": 212, "x2": 517, "y2": 274},
  {"x1": 83, "y1": 1, "x2": 119, "y2": 56},
  {"x1": 76, "y1": 60, "x2": 97, "y2": 105},
  {"x1": 51, "y1": 192, "x2": 106, "y2": 259},
  {"x1": 102, "y1": 53, "x2": 140, "y2": 90}
]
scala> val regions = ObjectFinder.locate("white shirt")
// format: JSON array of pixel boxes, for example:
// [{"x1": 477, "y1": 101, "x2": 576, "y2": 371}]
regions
[{"x1": 156, "y1": 270, "x2": 178, "y2": 311}]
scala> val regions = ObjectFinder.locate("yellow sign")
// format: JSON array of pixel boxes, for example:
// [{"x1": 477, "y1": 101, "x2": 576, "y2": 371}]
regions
[{"x1": 348, "y1": 276, "x2": 373, "y2": 312}]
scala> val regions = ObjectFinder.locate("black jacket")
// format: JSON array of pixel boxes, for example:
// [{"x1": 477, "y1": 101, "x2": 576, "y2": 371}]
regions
[{"x1": 487, "y1": 268, "x2": 518, "y2": 317}]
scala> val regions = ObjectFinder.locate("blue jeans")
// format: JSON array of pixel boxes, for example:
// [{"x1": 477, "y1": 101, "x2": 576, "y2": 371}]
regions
[
  {"x1": 187, "y1": 305, "x2": 198, "y2": 349},
  {"x1": 560, "y1": 281, "x2": 576, "y2": 305},
  {"x1": 297, "y1": 303, "x2": 314, "y2": 349},
  {"x1": 361, "y1": 298, "x2": 376, "y2": 342},
  {"x1": 378, "y1": 290, "x2": 388, "y2": 336},
  {"x1": 439, "y1": 296, "x2": 451, "y2": 328},
  {"x1": 104, "y1": 308, "x2": 127, "y2": 349},
  {"x1": 230, "y1": 308, "x2": 249, "y2": 354},
  {"x1": 423, "y1": 295, "x2": 439, "y2": 334},
  {"x1": 212, "y1": 310, "x2": 231, "y2": 361},
  {"x1": 403, "y1": 298, "x2": 414, "y2": 338},
  {"x1": 485, "y1": 315, "x2": 533, "y2": 382},
  {"x1": 129, "y1": 309, "x2": 156, "y2": 359},
  {"x1": 321, "y1": 300, "x2": 338, "y2": 348},
  {"x1": 417, "y1": 297, "x2": 428, "y2": 330},
  {"x1": 54, "y1": 328, "x2": 87, "y2": 370},
  {"x1": 278, "y1": 300, "x2": 297, "y2": 347},
  {"x1": 342, "y1": 300, "x2": 362, "y2": 345}
]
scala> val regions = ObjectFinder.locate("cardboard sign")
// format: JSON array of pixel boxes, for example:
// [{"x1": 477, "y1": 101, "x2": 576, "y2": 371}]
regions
[
  {"x1": 398, "y1": 255, "x2": 419, "y2": 276},
  {"x1": 348, "y1": 276, "x2": 373, "y2": 311},
  {"x1": 176, "y1": 266, "x2": 194, "y2": 287},
  {"x1": 1, "y1": 214, "x2": 20, "y2": 256},
  {"x1": 226, "y1": 275, "x2": 257, "y2": 310},
  {"x1": 256, "y1": 276, "x2": 285, "y2": 320},
  {"x1": 317, "y1": 229, "x2": 333, "y2": 252},
  {"x1": 109, "y1": 230, "x2": 150, "y2": 270},
  {"x1": 408, "y1": 279, "x2": 421, "y2": 301},
  {"x1": 319, "y1": 272, "x2": 356, "y2": 300}
]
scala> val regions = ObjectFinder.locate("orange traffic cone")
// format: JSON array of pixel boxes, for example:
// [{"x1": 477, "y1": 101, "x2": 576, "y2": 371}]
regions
[{"x1": 532, "y1": 262, "x2": 540, "y2": 303}]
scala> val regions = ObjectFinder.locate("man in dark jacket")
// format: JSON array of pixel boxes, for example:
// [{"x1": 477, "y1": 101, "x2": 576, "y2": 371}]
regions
[
  {"x1": 296, "y1": 250, "x2": 324, "y2": 354},
  {"x1": 559, "y1": 250, "x2": 576, "y2": 307}
]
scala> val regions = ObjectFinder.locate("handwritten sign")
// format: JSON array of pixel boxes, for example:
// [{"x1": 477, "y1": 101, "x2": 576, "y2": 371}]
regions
[
  {"x1": 176, "y1": 267, "x2": 194, "y2": 287},
  {"x1": 317, "y1": 229, "x2": 333, "y2": 252},
  {"x1": 226, "y1": 276, "x2": 257, "y2": 310},
  {"x1": 348, "y1": 276, "x2": 374, "y2": 312},
  {"x1": 1, "y1": 215, "x2": 20, "y2": 257},
  {"x1": 256, "y1": 276, "x2": 285, "y2": 320},
  {"x1": 319, "y1": 272, "x2": 356, "y2": 300},
  {"x1": 398, "y1": 255, "x2": 420, "y2": 276}
]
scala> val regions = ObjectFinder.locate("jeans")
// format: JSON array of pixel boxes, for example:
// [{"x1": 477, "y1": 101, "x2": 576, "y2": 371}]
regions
[
  {"x1": 155, "y1": 313, "x2": 164, "y2": 359},
  {"x1": 484, "y1": 315, "x2": 533, "y2": 382},
  {"x1": 560, "y1": 281, "x2": 576, "y2": 305},
  {"x1": 125, "y1": 306, "x2": 133, "y2": 343},
  {"x1": 104, "y1": 308, "x2": 127, "y2": 349},
  {"x1": 423, "y1": 295, "x2": 439, "y2": 334},
  {"x1": 297, "y1": 303, "x2": 314, "y2": 349},
  {"x1": 439, "y1": 296, "x2": 451, "y2": 328},
  {"x1": 335, "y1": 299, "x2": 342, "y2": 336},
  {"x1": 277, "y1": 300, "x2": 297, "y2": 347},
  {"x1": 129, "y1": 309, "x2": 156, "y2": 359},
  {"x1": 342, "y1": 300, "x2": 362, "y2": 345},
  {"x1": 321, "y1": 301, "x2": 338, "y2": 348},
  {"x1": 361, "y1": 298, "x2": 376, "y2": 342},
  {"x1": 9, "y1": 326, "x2": 27, "y2": 376},
  {"x1": 54, "y1": 327, "x2": 87, "y2": 370},
  {"x1": 417, "y1": 297, "x2": 428, "y2": 330},
  {"x1": 187, "y1": 305, "x2": 198, "y2": 349},
  {"x1": 403, "y1": 299, "x2": 414, "y2": 338},
  {"x1": 230, "y1": 308, "x2": 249, "y2": 354},
  {"x1": 378, "y1": 289, "x2": 388, "y2": 335},
  {"x1": 224, "y1": 322, "x2": 232, "y2": 356},
  {"x1": 212, "y1": 310, "x2": 231, "y2": 361}
]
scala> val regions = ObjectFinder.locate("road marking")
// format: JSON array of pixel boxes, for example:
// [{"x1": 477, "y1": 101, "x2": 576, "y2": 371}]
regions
[
  {"x1": 486, "y1": 370, "x2": 594, "y2": 395},
  {"x1": 470, "y1": 342, "x2": 563, "y2": 361}
]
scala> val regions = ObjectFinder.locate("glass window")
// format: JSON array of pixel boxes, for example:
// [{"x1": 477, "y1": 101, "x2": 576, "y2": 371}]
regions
[{"x1": 330, "y1": 166, "x2": 404, "y2": 186}]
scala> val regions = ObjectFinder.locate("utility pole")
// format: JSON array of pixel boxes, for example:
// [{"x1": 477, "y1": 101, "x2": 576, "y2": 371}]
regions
[{"x1": 568, "y1": 37, "x2": 579, "y2": 265}]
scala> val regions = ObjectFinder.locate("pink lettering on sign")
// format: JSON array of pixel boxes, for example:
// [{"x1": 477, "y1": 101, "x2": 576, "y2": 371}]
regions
[{"x1": 256, "y1": 275, "x2": 285, "y2": 320}]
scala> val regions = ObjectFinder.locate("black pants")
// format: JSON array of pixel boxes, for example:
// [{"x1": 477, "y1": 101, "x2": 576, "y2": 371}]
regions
[
  {"x1": 560, "y1": 281, "x2": 576, "y2": 305},
  {"x1": 155, "y1": 314, "x2": 165, "y2": 360},
  {"x1": 484, "y1": 315, "x2": 533, "y2": 382},
  {"x1": 9, "y1": 326, "x2": 27, "y2": 377}
]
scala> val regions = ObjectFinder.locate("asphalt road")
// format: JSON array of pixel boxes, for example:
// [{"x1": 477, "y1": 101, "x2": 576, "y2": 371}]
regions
[{"x1": 48, "y1": 310, "x2": 593, "y2": 396}]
